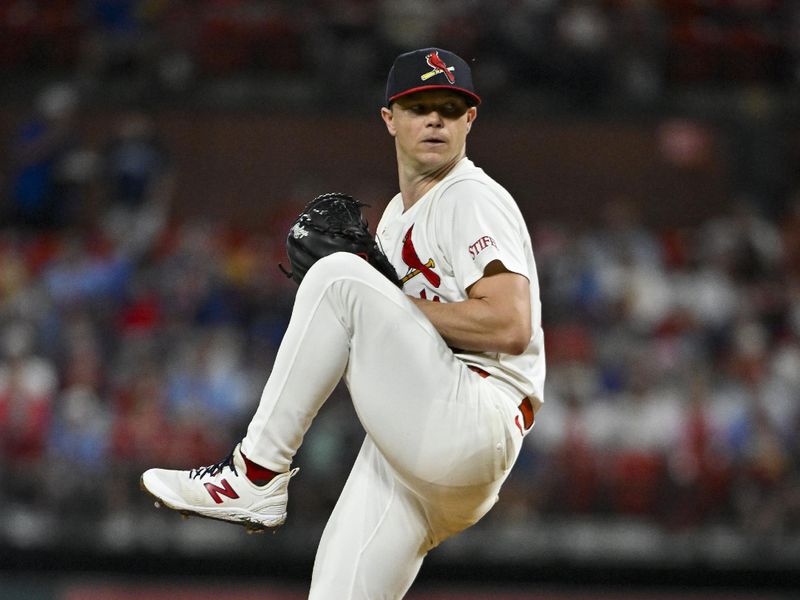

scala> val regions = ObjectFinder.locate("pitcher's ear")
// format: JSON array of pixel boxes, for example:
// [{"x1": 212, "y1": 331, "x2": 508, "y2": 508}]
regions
[{"x1": 381, "y1": 106, "x2": 396, "y2": 136}]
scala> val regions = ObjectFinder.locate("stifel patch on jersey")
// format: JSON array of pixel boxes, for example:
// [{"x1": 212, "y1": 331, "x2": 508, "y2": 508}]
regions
[{"x1": 468, "y1": 235, "x2": 497, "y2": 258}]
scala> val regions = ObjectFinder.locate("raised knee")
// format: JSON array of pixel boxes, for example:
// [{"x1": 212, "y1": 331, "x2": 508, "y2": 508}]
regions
[
  {"x1": 318, "y1": 251, "x2": 366, "y2": 271},
  {"x1": 304, "y1": 252, "x2": 372, "y2": 285}
]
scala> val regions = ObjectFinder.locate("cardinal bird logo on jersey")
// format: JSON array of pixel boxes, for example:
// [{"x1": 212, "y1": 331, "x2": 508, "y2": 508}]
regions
[
  {"x1": 401, "y1": 225, "x2": 441, "y2": 287},
  {"x1": 421, "y1": 51, "x2": 456, "y2": 84}
]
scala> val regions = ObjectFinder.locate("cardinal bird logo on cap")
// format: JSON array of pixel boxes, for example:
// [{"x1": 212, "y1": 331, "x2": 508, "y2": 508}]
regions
[{"x1": 421, "y1": 51, "x2": 456, "y2": 84}]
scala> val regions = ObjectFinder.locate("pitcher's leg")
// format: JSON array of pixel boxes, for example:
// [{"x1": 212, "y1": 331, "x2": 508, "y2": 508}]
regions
[
  {"x1": 242, "y1": 252, "x2": 506, "y2": 486},
  {"x1": 241, "y1": 251, "x2": 419, "y2": 471},
  {"x1": 241, "y1": 266, "x2": 351, "y2": 471},
  {"x1": 309, "y1": 438, "x2": 432, "y2": 600}
]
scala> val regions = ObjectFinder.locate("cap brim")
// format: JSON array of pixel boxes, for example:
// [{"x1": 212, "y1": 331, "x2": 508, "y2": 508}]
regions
[{"x1": 388, "y1": 85, "x2": 481, "y2": 107}]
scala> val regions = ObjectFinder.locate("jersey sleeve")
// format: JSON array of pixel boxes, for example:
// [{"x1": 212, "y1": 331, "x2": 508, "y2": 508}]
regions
[{"x1": 438, "y1": 179, "x2": 530, "y2": 292}]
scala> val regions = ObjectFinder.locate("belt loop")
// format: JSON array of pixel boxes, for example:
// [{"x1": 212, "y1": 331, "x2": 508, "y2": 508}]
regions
[
  {"x1": 519, "y1": 397, "x2": 534, "y2": 431},
  {"x1": 468, "y1": 365, "x2": 490, "y2": 378},
  {"x1": 469, "y1": 365, "x2": 533, "y2": 431}
]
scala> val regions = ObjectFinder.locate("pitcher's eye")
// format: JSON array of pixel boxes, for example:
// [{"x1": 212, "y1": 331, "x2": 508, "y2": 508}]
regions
[
  {"x1": 440, "y1": 103, "x2": 457, "y2": 115},
  {"x1": 406, "y1": 101, "x2": 466, "y2": 117}
]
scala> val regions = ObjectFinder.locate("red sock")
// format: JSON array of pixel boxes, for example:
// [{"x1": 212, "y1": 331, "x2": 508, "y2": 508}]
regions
[{"x1": 241, "y1": 450, "x2": 279, "y2": 485}]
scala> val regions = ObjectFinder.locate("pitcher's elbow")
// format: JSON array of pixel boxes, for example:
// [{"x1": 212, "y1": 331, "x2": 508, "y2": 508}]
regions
[{"x1": 503, "y1": 327, "x2": 530, "y2": 356}]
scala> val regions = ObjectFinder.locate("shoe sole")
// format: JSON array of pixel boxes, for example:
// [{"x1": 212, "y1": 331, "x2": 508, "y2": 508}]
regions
[{"x1": 139, "y1": 476, "x2": 285, "y2": 533}]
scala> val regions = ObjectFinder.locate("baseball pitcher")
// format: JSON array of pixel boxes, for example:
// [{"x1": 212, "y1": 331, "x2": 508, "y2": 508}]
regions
[{"x1": 141, "y1": 47, "x2": 545, "y2": 599}]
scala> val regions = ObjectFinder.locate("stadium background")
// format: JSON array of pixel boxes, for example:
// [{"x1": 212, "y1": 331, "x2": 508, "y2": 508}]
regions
[{"x1": 0, "y1": 1, "x2": 798, "y2": 598}]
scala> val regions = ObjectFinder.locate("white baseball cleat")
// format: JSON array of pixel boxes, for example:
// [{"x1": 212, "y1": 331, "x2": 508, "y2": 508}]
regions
[{"x1": 140, "y1": 443, "x2": 298, "y2": 532}]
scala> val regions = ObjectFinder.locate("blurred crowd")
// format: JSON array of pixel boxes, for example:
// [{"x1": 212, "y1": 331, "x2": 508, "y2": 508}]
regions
[
  {"x1": 0, "y1": 94, "x2": 798, "y2": 558},
  {"x1": 0, "y1": 85, "x2": 304, "y2": 536},
  {"x1": 0, "y1": 0, "x2": 799, "y2": 565},
  {"x1": 0, "y1": 0, "x2": 796, "y2": 108},
  {"x1": 509, "y1": 195, "x2": 800, "y2": 543}
]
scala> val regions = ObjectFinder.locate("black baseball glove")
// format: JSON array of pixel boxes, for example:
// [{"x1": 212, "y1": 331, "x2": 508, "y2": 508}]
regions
[{"x1": 280, "y1": 192, "x2": 401, "y2": 287}]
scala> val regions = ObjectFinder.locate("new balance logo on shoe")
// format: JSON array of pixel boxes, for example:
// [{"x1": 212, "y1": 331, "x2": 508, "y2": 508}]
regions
[
  {"x1": 141, "y1": 443, "x2": 298, "y2": 531},
  {"x1": 204, "y1": 479, "x2": 240, "y2": 504}
]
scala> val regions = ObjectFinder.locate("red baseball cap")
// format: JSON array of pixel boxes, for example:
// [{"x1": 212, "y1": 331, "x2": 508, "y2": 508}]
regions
[{"x1": 385, "y1": 48, "x2": 481, "y2": 107}]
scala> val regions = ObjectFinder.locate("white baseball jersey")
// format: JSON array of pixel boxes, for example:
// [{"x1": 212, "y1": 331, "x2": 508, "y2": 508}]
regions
[
  {"x1": 376, "y1": 157, "x2": 546, "y2": 412},
  {"x1": 242, "y1": 157, "x2": 545, "y2": 597}
]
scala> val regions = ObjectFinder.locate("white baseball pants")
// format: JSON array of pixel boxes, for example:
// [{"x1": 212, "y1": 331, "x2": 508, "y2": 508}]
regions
[{"x1": 241, "y1": 252, "x2": 525, "y2": 599}]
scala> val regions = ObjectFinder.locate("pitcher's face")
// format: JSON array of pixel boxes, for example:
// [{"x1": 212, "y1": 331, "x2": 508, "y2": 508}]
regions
[{"x1": 381, "y1": 90, "x2": 476, "y2": 173}]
